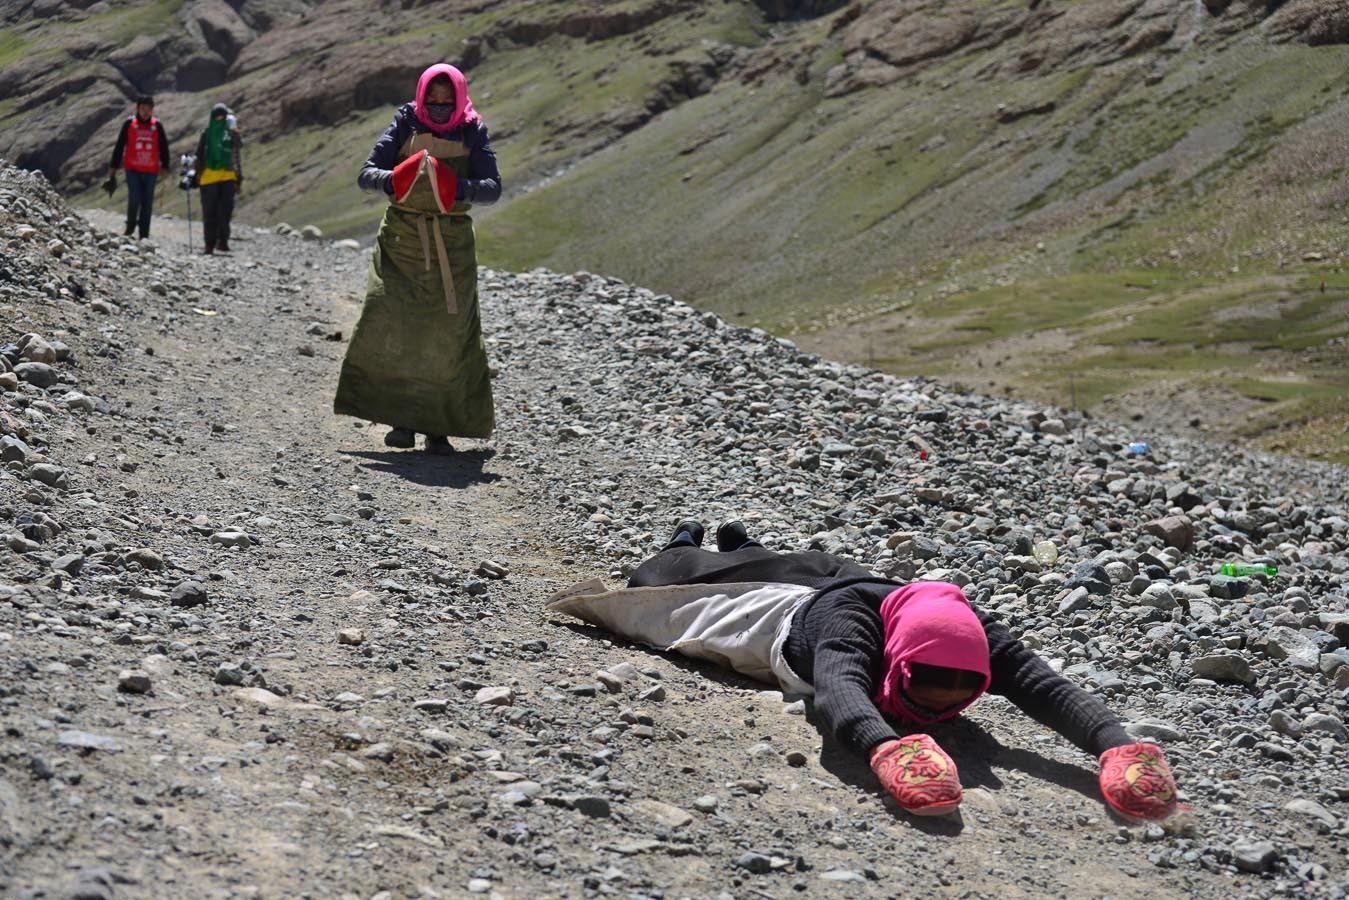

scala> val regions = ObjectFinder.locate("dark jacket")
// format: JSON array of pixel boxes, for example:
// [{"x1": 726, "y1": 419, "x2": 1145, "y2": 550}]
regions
[
  {"x1": 110, "y1": 116, "x2": 170, "y2": 172},
  {"x1": 628, "y1": 546, "x2": 1132, "y2": 761},
  {"x1": 357, "y1": 103, "x2": 501, "y2": 205},
  {"x1": 782, "y1": 577, "x2": 1132, "y2": 758}
]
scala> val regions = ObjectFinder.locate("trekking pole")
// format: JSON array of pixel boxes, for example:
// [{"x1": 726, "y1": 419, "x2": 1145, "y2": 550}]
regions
[{"x1": 179, "y1": 153, "x2": 197, "y2": 253}]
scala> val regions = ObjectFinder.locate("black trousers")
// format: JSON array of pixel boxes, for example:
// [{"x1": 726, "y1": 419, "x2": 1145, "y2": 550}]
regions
[
  {"x1": 200, "y1": 181, "x2": 236, "y2": 248},
  {"x1": 628, "y1": 544, "x2": 871, "y2": 590}
]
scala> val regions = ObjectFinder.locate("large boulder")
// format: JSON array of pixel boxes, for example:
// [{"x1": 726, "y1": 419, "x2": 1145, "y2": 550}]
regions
[
  {"x1": 1265, "y1": 0, "x2": 1349, "y2": 45},
  {"x1": 108, "y1": 34, "x2": 197, "y2": 93},
  {"x1": 192, "y1": 1, "x2": 257, "y2": 65}
]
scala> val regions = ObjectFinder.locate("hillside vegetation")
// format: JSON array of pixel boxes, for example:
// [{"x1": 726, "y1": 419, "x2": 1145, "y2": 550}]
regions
[{"x1": 4, "y1": 0, "x2": 1347, "y2": 460}]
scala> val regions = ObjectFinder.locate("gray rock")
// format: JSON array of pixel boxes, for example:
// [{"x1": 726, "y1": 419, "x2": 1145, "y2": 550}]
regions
[
  {"x1": 214, "y1": 663, "x2": 246, "y2": 686},
  {"x1": 1285, "y1": 798, "x2": 1337, "y2": 829},
  {"x1": 1058, "y1": 586, "x2": 1092, "y2": 615},
  {"x1": 123, "y1": 548, "x2": 164, "y2": 570},
  {"x1": 1301, "y1": 713, "x2": 1348, "y2": 742},
  {"x1": 1191, "y1": 653, "x2": 1255, "y2": 685},
  {"x1": 1208, "y1": 575, "x2": 1249, "y2": 601},
  {"x1": 0, "y1": 435, "x2": 29, "y2": 463},
  {"x1": 475, "y1": 685, "x2": 513, "y2": 706},
  {"x1": 1124, "y1": 719, "x2": 1183, "y2": 742},
  {"x1": 1268, "y1": 710, "x2": 1303, "y2": 738},
  {"x1": 571, "y1": 795, "x2": 611, "y2": 818},
  {"x1": 51, "y1": 553, "x2": 84, "y2": 575},
  {"x1": 210, "y1": 529, "x2": 253, "y2": 548},
  {"x1": 170, "y1": 581, "x2": 208, "y2": 608},
  {"x1": 56, "y1": 730, "x2": 122, "y2": 753},
  {"x1": 117, "y1": 669, "x2": 152, "y2": 694},
  {"x1": 360, "y1": 742, "x2": 394, "y2": 762},
  {"x1": 1232, "y1": 840, "x2": 1278, "y2": 873},
  {"x1": 1144, "y1": 515, "x2": 1193, "y2": 551},
  {"x1": 29, "y1": 463, "x2": 69, "y2": 489},
  {"x1": 13, "y1": 361, "x2": 57, "y2": 387},
  {"x1": 1066, "y1": 562, "x2": 1111, "y2": 595}
]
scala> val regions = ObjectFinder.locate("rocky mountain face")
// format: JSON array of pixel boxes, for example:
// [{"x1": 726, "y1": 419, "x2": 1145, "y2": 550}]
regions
[
  {"x1": 5, "y1": 0, "x2": 1344, "y2": 194},
  {"x1": 3, "y1": 160, "x2": 1349, "y2": 897}
]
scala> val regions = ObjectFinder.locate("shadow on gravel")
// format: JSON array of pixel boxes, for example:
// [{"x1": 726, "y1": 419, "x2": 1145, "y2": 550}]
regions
[{"x1": 341, "y1": 448, "x2": 500, "y2": 487}]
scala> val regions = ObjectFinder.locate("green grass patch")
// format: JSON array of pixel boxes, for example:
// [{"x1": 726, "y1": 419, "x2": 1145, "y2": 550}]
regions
[{"x1": 0, "y1": 28, "x2": 32, "y2": 69}]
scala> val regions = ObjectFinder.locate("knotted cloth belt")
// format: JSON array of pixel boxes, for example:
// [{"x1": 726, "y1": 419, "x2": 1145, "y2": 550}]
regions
[{"x1": 392, "y1": 204, "x2": 460, "y2": 315}]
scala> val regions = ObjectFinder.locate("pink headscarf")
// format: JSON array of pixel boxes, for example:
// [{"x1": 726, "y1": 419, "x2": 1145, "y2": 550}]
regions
[
  {"x1": 413, "y1": 63, "x2": 481, "y2": 133},
  {"x1": 874, "y1": 582, "x2": 992, "y2": 725}
]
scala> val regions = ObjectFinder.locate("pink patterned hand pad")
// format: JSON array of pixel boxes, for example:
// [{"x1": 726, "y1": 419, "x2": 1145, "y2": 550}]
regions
[
  {"x1": 869, "y1": 734, "x2": 962, "y2": 816},
  {"x1": 1098, "y1": 742, "x2": 1179, "y2": 822}
]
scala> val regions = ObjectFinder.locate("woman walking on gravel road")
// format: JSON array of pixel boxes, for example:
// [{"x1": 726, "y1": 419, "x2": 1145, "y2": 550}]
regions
[
  {"x1": 552, "y1": 520, "x2": 1180, "y2": 820},
  {"x1": 334, "y1": 63, "x2": 502, "y2": 455}
]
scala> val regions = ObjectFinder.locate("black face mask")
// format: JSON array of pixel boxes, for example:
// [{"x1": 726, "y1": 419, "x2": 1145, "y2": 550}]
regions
[{"x1": 425, "y1": 102, "x2": 453, "y2": 124}]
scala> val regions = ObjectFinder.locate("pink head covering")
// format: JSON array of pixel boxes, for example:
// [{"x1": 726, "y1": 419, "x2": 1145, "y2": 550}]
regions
[
  {"x1": 874, "y1": 582, "x2": 992, "y2": 725},
  {"x1": 413, "y1": 63, "x2": 481, "y2": 133}
]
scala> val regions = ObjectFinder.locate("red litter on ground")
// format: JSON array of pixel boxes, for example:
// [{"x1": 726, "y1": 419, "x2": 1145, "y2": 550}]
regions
[{"x1": 919, "y1": 451, "x2": 929, "y2": 460}]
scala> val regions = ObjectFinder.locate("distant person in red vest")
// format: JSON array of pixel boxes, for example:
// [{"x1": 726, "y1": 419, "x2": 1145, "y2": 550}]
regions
[{"x1": 108, "y1": 95, "x2": 170, "y2": 239}]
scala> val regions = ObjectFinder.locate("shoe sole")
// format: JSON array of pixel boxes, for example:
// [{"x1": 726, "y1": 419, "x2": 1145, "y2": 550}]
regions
[{"x1": 904, "y1": 798, "x2": 962, "y2": 816}]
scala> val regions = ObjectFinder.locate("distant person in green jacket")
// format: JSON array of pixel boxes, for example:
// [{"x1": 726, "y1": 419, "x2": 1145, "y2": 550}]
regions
[
  {"x1": 192, "y1": 103, "x2": 243, "y2": 255},
  {"x1": 334, "y1": 63, "x2": 502, "y2": 455},
  {"x1": 107, "y1": 95, "x2": 170, "y2": 239}
]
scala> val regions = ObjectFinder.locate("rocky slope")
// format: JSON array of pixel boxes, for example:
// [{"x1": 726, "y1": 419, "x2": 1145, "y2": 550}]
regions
[{"x1": 3, "y1": 161, "x2": 1349, "y2": 897}]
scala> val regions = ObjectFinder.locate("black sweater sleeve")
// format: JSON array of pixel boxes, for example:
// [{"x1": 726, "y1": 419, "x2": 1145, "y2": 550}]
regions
[
  {"x1": 358, "y1": 110, "x2": 405, "y2": 194},
  {"x1": 459, "y1": 124, "x2": 501, "y2": 205},
  {"x1": 109, "y1": 119, "x2": 130, "y2": 170},
  {"x1": 807, "y1": 600, "x2": 898, "y2": 755},
  {"x1": 979, "y1": 609, "x2": 1131, "y2": 757},
  {"x1": 157, "y1": 121, "x2": 170, "y2": 170}
]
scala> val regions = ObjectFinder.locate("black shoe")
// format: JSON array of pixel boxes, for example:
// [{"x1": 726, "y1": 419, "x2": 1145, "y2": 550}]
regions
[
  {"x1": 123, "y1": 224, "x2": 135, "y2": 236},
  {"x1": 383, "y1": 427, "x2": 415, "y2": 449},
  {"x1": 203, "y1": 243, "x2": 214, "y2": 255},
  {"x1": 424, "y1": 435, "x2": 453, "y2": 455},
  {"x1": 716, "y1": 520, "x2": 750, "y2": 553},
  {"x1": 217, "y1": 241, "x2": 231, "y2": 253},
  {"x1": 669, "y1": 520, "x2": 705, "y2": 547}
]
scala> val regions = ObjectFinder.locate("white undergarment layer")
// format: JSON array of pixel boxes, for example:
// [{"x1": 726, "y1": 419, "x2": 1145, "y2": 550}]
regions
[{"x1": 548, "y1": 579, "x2": 816, "y2": 695}]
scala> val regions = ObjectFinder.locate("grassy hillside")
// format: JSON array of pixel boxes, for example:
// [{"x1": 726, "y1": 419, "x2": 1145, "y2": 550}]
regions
[{"x1": 472, "y1": 21, "x2": 1349, "y2": 462}]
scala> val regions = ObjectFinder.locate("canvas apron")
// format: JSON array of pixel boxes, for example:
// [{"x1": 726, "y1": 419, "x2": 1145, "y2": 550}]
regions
[
  {"x1": 334, "y1": 132, "x2": 494, "y2": 438},
  {"x1": 548, "y1": 579, "x2": 816, "y2": 695}
]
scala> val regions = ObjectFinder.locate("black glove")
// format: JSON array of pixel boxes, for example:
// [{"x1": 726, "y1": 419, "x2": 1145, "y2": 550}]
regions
[{"x1": 102, "y1": 174, "x2": 116, "y2": 197}]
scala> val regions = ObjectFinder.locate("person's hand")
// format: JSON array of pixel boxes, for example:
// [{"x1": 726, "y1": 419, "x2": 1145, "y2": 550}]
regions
[
  {"x1": 428, "y1": 156, "x2": 457, "y2": 212},
  {"x1": 1098, "y1": 743, "x2": 1178, "y2": 821},
  {"x1": 235, "y1": 181, "x2": 244, "y2": 199},
  {"x1": 869, "y1": 735, "x2": 962, "y2": 816},
  {"x1": 392, "y1": 150, "x2": 426, "y2": 203}
]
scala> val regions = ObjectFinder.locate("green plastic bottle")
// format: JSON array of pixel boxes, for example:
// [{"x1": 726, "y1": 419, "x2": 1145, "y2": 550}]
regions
[{"x1": 1219, "y1": 563, "x2": 1277, "y2": 577}]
